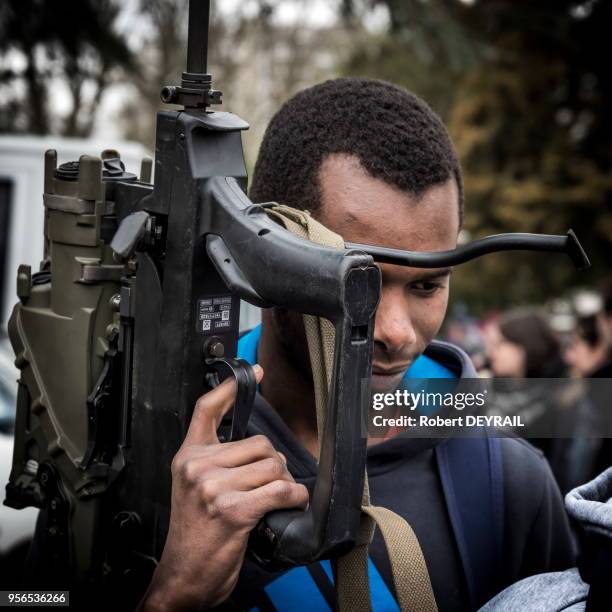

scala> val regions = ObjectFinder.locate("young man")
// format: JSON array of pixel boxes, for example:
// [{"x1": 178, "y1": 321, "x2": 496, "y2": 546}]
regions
[{"x1": 142, "y1": 78, "x2": 575, "y2": 611}]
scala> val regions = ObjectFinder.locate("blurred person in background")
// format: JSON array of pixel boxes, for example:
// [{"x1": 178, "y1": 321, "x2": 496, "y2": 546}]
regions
[
  {"x1": 603, "y1": 277, "x2": 612, "y2": 342},
  {"x1": 487, "y1": 309, "x2": 566, "y2": 379},
  {"x1": 485, "y1": 308, "x2": 598, "y2": 493},
  {"x1": 565, "y1": 314, "x2": 611, "y2": 378},
  {"x1": 565, "y1": 287, "x2": 611, "y2": 379},
  {"x1": 566, "y1": 283, "x2": 612, "y2": 478},
  {"x1": 444, "y1": 304, "x2": 489, "y2": 372}
]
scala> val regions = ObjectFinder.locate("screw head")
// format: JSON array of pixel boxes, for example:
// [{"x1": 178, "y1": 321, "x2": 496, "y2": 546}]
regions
[
  {"x1": 203, "y1": 337, "x2": 225, "y2": 360},
  {"x1": 160, "y1": 86, "x2": 178, "y2": 104},
  {"x1": 109, "y1": 293, "x2": 121, "y2": 312},
  {"x1": 209, "y1": 341, "x2": 225, "y2": 358},
  {"x1": 106, "y1": 324, "x2": 118, "y2": 338}
]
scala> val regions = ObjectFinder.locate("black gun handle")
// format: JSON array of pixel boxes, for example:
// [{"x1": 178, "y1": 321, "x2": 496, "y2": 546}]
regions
[
  {"x1": 248, "y1": 306, "x2": 375, "y2": 568},
  {"x1": 204, "y1": 357, "x2": 256, "y2": 442},
  {"x1": 203, "y1": 176, "x2": 381, "y2": 566}
]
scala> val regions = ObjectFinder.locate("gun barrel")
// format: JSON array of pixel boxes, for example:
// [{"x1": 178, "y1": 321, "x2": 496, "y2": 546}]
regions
[{"x1": 187, "y1": 0, "x2": 210, "y2": 74}]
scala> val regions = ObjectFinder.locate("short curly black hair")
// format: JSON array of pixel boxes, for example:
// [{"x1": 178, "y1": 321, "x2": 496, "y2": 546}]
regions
[{"x1": 250, "y1": 77, "x2": 463, "y2": 225}]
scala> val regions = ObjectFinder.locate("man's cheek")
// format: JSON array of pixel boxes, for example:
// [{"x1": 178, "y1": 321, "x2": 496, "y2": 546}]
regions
[{"x1": 412, "y1": 290, "x2": 450, "y2": 344}]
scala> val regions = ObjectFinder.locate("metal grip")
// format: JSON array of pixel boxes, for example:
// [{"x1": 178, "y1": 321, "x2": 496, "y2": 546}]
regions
[
  {"x1": 205, "y1": 357, "x2": 257, "y2": 443},
  {"x1": 248, "y1": 266, "x2": 380, "y2": 567}
]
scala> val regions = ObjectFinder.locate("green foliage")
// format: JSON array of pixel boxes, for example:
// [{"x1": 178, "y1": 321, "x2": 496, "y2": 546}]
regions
[
  {"x1": 342, "y1": 0, "x2": 479, "y2": 118},
  {"x1": 0, "y1": 0, "x2": 134, "y2": 136},
  {"x1": 342, "y1": 0, "x2": 612, "y2": 313}
]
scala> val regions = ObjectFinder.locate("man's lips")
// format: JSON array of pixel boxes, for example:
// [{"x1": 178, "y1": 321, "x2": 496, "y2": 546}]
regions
[{"x1": 371, "y1": 363, "x2": 412, "y2": 377}]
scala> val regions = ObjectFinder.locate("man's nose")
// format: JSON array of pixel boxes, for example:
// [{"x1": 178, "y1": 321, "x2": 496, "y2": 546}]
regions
[{"x1": 373, "y1": 290, "x2": 417, "y2": 355}]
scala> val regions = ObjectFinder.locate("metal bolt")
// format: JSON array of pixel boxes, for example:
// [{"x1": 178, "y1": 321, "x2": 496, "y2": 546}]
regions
[
  {"x1": 25, "y1": 459, "x2": 39, "y2": 476},
  {"x1": 109, "y1": 293, "x2": 121, "y2": 312},
  {"x1": 106, "y1": 324, "x2": 118, "y2": 338},
  {"x1": 160, "y1": 86, "x2": 178, "y2": 104},
  {"x1": 203, "y1": 337, "x2": 225, "y2": 360},
  {"x1": 209, "y1": 341, "x2": 225, "y2": 358}
]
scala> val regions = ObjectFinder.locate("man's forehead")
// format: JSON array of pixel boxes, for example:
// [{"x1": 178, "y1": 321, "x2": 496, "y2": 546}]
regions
[{"x1": 316, "y1": 154, "x2": 459, "y2": 252}]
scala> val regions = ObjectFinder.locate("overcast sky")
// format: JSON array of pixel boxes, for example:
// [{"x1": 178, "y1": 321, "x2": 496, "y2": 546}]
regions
[
  {"x1": 97, "y1": 0, "x2": 389, "y2": 141},
  {"x1": 0, "y1": 1, "x2": 388, "y2": 141}
]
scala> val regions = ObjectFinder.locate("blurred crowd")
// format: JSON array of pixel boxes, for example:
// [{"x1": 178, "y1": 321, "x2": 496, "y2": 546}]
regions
[{"x1": 444, "y1": 277, "x2": 612, "y2": 493}]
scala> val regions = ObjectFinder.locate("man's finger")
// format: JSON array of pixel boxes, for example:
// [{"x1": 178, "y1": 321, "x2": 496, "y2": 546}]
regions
[
  {"x1": 241, "y1": 480, "x2": 309, "y2": 519},
  {"x1": 183, "y1": 364, "x2": 264, "y2": 446},
  {"x1": 196, "y1": 457, "x2": 294, "y2": 492},
  {"x1": 190, "y1": 435, "x2": 284, "y2": 468}
]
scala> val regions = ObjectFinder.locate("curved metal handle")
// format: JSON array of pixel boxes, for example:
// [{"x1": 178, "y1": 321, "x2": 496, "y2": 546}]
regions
[
  {"x1": 202, "y1": 177, "x2": 382, "y2": 567},
  {"x1": 346, "y1": 229, "x2": 590, "y2": 270}
]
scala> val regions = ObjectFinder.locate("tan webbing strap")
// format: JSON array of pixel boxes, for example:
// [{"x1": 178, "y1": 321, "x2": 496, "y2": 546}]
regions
[
  {"x1": 266, "y1": 205, "x2": 376, "y2": 609},
  {"x1": 265, "y1": 204, "x2": 437, "y2": 612},
  {"x1": 364, "y1": 506, "x2": 438, "y2": 612},
  {"x1": 265, "y1": 205, "x2": 338, "y2": 439}
]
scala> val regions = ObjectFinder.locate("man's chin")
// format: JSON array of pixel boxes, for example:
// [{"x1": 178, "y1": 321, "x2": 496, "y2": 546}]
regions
[{"x1": 370, "y1": 371, "x2": 405, "y2": 393}]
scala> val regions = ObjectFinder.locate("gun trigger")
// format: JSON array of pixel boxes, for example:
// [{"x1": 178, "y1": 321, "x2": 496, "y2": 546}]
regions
[{"x1": 204, "y1": 357, "x2": 256, "y2": 442}]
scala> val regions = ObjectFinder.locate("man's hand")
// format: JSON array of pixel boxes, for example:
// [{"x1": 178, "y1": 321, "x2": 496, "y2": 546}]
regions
[{"x1": 139, "y1": 364, "x2": 309, "y2": 611}]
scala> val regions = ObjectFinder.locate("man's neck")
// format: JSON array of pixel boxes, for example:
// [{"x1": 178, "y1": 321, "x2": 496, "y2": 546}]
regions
[{"x1": 258, "y1": 313, "x2": 320, "y2": 457}]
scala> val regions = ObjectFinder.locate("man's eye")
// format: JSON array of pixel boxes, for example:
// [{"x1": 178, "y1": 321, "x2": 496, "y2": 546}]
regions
[{"x1": 411, "y1": 281, "x2": 444, "y2": 295}]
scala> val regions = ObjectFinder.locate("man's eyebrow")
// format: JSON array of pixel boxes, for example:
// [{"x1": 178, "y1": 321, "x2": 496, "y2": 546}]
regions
[{"x1": 409, "y1": 267, "x2": 453, "y2": 282}]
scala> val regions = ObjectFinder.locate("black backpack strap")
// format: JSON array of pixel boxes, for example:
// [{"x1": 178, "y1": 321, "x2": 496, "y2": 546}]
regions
[{"x1": 435, "y1": 433, "x2": 504, "y2": 609}]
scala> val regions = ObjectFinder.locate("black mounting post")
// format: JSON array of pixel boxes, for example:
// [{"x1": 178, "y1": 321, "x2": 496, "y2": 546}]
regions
[
  {"x1": 160, "y1": 0, "x2": 222, "y2": 108},
  {"x1": 187, "y1": 0, "x2": 210, "y2": 74}
]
